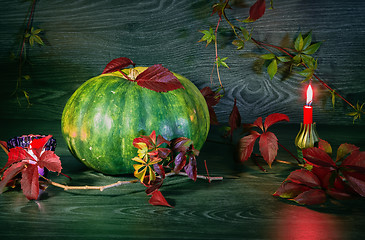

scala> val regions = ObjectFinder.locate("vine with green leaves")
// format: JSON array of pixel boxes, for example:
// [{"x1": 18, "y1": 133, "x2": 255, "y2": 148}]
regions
[
  {"x1": 12, "y1": 0, "x2": 44, "y2": 105},
  {"x1": 199, "y1": 0, "x2": 364, "y2": 123}
]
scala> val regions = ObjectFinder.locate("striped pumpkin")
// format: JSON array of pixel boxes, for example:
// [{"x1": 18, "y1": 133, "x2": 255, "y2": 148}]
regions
[{"x1": 61, "y1": 67, "x2": 210, "y2": 175}]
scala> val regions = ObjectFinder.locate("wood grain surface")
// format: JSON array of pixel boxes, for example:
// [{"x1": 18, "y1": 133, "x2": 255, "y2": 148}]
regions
[
  {"x1": 0, "y1": 119, "x2": 364, "y2": 239},
  {"x1": 0, "y1": 0, "x2": 364, "y2": 125}
]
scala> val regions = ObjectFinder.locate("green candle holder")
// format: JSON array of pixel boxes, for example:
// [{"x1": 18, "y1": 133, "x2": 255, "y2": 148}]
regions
[{"x1": 295, "y1": 123, "x2": 320, "y2": 162}]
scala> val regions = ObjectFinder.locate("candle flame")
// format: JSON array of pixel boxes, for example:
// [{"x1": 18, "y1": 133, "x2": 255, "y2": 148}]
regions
[{"x1": 306, "y1": 84, "x2": 313, "y2": 106}]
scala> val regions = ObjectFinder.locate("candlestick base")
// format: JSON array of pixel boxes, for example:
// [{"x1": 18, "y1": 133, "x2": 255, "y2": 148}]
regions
[
  {"x1": 295, "y1": 123, "x2": 320, "y2": 150},
  {"x1": 295, "y1": 123, "x2": 320, "y2": 163}
]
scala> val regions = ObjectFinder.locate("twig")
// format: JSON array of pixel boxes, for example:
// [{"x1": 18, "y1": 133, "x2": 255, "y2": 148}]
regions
[
  {"x1": 40, "y1": 171, "x2": 223, "y2": 192},
  {"x1": 277, "y1": 141, "x2": 302, "y2": 164}
]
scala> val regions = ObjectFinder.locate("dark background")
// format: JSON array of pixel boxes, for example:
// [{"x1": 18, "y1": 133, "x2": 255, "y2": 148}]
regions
[{"x1": 0, "y1": 0, "x2": 364, "y2": 126}]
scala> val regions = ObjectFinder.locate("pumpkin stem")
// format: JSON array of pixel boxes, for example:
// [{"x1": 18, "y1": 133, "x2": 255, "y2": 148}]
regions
[{"x1": 128, "y1": 68, "x2": 139, "y2": 81}]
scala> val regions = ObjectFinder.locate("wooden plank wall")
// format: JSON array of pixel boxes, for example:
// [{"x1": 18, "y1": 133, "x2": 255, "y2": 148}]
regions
[{"x1": 0, "y1": 0, "x2": 364, "y2": 126}]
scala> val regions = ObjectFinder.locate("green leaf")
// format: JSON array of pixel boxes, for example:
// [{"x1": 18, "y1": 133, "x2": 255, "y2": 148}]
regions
[
  {"x1": 260, "y1": 53, "x2": 275, "y2": 60},
  {"x1": 302, "y1": 32, "x2": 312, "y2": 51},
  {"x1": 232, "y1": 39, "x2": 245, "y2": 50},
  {"x1": 301, "y1": 55, "x2": 315, "y2": 69},
  {"x1": 33, "y1": 35, "x2": 44, "y2": 45},
  {"x1": 240, "y1": 27, "x2": 251, "y2": 41},
  {"x1": 293, "y1": 54, "x2": 302, "y2": 63},
  {"x1": 347, "y1": 102, "x2": 364, "y2": 123},
  {"x1": 302, "y1": 42, "x2": 322, "y2": 55},
  {"x1": 215, "y1": 57, "x2": 229, "y2": 68},
  {"x1": 198, "y1": 27, "x2": 215, "y2": 47},
  {"x1": 294, "y1": 33, "x2": 304, "y2": 52},
  {"x1": 267, "y1": 59, "x2": 277, "y2": 80},
  {"x1": 277, "y1": 56, "x2": 291, "y2": 63}
]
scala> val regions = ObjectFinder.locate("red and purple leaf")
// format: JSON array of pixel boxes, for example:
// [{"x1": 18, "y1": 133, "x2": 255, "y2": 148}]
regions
[
  {"x1": 259, "y1": 131, "x2": 278, "y2": 167},
  {"x1": 184, "y1": 155, "x2": 197, "y2": 181},
  {"x1": 153, "y1": 164, "x2": 166, "y2": 179},
  {"x1": 0, "y1": 162, "x2": 27, "y2": 193},
  {"x1": 287, "y1": 169, "x2": 321, "y2": 188},
  {"x1": 263, "y1": 113, "x2": 289, "y2": 132},
  {"x1": 102, "y1": 57, "x2": 135, "y2": 74},
  {"x1": 294, "y1": 189, "x2": 326, "y2": 205},
  {"x1": 133, "y1": 137, "x2": 152, "y2": 149},
  {"x1": 21, "y1": 164, "x2": 40, "y2": 200},
  {"x1": 148, "y1": 190, "x2": 172, "y2": 207},
  {"x1": 303, "y1": 147, "x2": 337, "y2": 168},
  {"x1": 171, "y1": 137, "x2": 193, "y2": 153},
  {"x1": 336, "y1": 143, "x2": 360, "y2": 162},
  {"x1": 273, "y1": 181, "x2": 311, "y2": 199},
  {"x1": 173, "y1": 152, "x2": 187, "y2": 172},
  {"x1": 136, "y1": 64, "x2": 184, "y2": 92},
  {"x1": 239, "y1": 131, "x2": 260, "y2": 162},
  {"x1": 38, "y1": 151, "x2": 62, "y2": 173},
  {"x1": 144, "y1": 177, "x2": 163, "y2": 195},
  {"x1": 246, "y1": 0, "x2": 266, "y2": 22}
]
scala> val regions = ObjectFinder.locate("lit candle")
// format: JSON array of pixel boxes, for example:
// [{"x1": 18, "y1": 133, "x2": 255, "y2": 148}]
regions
[{"x1": 303, "y1": 84, "x2": 313, "y2": 124}]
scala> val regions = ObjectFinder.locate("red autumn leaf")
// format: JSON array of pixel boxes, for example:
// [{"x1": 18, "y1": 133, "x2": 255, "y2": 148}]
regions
[
  {"x1": 184, "y1": 155, "x2": 197, "y2": 181},
  {"x1": 253, "y1": 117, "x2": 263, "y2": 132},
  {"x1": 310, "y1": 166, "x2": 335, "y2": 189},
  {"x1": 246, "y1": 0, "x2": 266, "y2": 22},
  {"x1": 30, "y1": 135, "x2": 52, "y2": 157},
  {"x1": 287, "y1": 169, "x2": 321, "y2": 188},
  {"x1": 341, "y1": 151, "x2": 365, "y2": 172},
  {"x1": 259, "y1": 131, "x2": 278, "y2": 167},
  {"x1": 326, "y1": 176, "x2": 357, "y2": 200},
  {"x1": 5, "y1": 147, "x2": 33, "y2": 169},
  {"x1": 173, "y1": 152, "x2": 187, "y2": 172},
  {"x1": 303, "y1": 147, "x2": 337, "y2": 168},
  {"x1": 148, "y1": 190, "x2": 172, "y2": 207},
  {"x1": 336, "y1": 143, "x2": 360, "y2": 162},
  {"x1": 156, "y1": 135, "x2": 170, "y2": 147},
  {"x1": 200, "y1": 87, "x2": 222, "y2": 125},
  {"x1": 200, "y1": 86, "x2": 221, "y2": 107},
  {"x1": 0, "y1": 162, "x2": 27, "y2": 193},
  {"x1": 342, "y1": 171, "x2": 365, "y2": 197},
  {"x1": 294, "y1": 189, "x2": 326, "y2": 205},
  {"x1": 133, "y1": 137, "x2": 152, "y2": 149},
  {"x1": 227, "y1": 98, "x2": 241, "y2": 138},
  {"x1": 102, "y1": 57, "x2": 136, "y2": 74},
  {"x1": 38, "y1": 151, "x2": 62, "y2": 173},
  {"x1": 136, "y1": 64, "x2": 184, "y2": 92},
  {"x1": 20, "y1": 164, "x2": 40, "y2": 200},
  {"x1": 263, "y1": 113, "x2": 289, "y2": 131},
  {"x1": 273, "y1": 181, "x2": 311, "y2": 199},
  {"x1": 239, "y1": 131, "x2": 260, "y2": 162},
  {"x1": 318, "y1": 139, "x2": 332, "y2": 155}
]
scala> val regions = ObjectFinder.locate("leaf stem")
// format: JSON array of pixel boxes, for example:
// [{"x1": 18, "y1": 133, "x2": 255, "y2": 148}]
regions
[{"x1": 277, "y1": 141, "x2": 302, "y2": 164}]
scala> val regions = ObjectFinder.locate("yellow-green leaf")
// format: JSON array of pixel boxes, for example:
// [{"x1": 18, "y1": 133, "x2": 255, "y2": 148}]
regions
[{"x1": 267, "y1": 59, "x2": 277, "y2": 80}]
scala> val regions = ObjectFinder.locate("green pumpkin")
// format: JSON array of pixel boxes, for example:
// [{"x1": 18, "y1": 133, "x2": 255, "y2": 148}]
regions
[{"x1": 61, "y1": 67, "x2": 210, "y2": 175}]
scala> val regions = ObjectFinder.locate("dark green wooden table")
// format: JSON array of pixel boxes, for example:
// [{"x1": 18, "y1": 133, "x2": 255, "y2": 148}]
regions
[{"x1": 0, "y1": 119, "x2": 364, "y2": 239}]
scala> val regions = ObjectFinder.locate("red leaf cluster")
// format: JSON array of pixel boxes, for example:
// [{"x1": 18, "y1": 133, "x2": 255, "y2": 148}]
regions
[
  {"x1": 133, "y1": 131, "x2": 200, "y2": 207},
  {"x1": 102, "y1": 57, "x2": 184, "y2": 93},
  {"x1": 239, "y1": 113, "x2": 289, "y2": 167},
  {"x1": 0, "y1": 135, "x2": 62, "y2": 200},
  {"x1": 275, "y1": 140, "x2": 365, "y2": 205}
]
